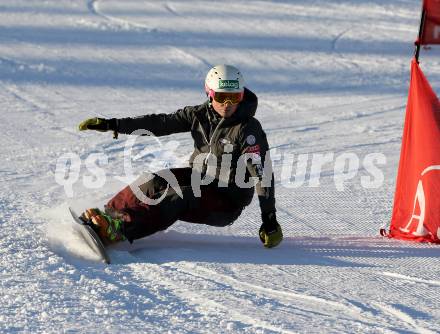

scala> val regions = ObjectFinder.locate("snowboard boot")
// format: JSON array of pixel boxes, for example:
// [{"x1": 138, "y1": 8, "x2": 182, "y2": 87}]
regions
[{"x1": 82, "y1": 208, "x2": 126, "y2": 245}]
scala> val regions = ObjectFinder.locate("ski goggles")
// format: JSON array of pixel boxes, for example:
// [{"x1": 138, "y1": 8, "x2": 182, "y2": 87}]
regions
[{"x1": 208, "y1": 90, "x2": 244, "y2": 105}]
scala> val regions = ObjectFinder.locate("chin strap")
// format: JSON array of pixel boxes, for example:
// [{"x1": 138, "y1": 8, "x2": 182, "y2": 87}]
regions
[{"x1": 206, "y1": 93, "x2": 213, "y2": 107}]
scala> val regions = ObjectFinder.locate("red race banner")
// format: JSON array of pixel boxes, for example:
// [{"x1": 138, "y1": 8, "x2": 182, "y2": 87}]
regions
[
  {"x1": 421, "y1": 0, "x2": 440, "y2": 44},
  {"x1": 389, "y1": 59, "x2": 440, "y2": 242}
]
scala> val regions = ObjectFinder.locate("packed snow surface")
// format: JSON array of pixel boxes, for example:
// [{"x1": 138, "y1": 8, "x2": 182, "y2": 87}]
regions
[{"x1": 1, "y1": 0, "x2": 440, "y2": 332}]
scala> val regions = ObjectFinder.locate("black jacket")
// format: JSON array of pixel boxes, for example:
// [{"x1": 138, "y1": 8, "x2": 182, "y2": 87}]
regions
[{"x1": 116, "y1": 88, "x2": 275, "y2": 214}]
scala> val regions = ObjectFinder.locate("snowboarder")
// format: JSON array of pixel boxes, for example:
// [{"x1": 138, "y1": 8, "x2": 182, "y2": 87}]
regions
[{"x1": 78, "y1": 64, "x2": 283, "y2": 248}]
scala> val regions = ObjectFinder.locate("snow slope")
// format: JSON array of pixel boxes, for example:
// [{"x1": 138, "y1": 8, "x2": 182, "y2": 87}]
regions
[{"x1": 1, "y1": 0, "x2": 440, "y2": 332}]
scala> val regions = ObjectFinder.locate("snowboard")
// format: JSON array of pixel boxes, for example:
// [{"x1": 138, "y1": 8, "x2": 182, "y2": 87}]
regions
[{"x1": 69, "y1": 207, "x2": 111, "y2": 264}]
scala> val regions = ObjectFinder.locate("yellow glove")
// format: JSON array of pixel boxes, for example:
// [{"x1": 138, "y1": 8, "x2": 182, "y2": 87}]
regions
[
  {"x1": 259, "y1": 212, "x2": 283, "y2": 248},
  {"x1": 78, "y1": 117, "x2": 113, "y2": 132}
]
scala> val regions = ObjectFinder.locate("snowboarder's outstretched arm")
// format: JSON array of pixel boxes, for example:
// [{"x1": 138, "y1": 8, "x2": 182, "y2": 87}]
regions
[
  {"x1": 78, "y1": 107, "x2": 194, "y2": 137},
  {"x1": 239, "y1": 119, "x2": 283, "y2": 248}
]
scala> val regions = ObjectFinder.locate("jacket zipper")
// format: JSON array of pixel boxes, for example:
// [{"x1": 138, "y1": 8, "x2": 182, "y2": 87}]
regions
[{"x1": 203, "y1": 117, "x2": 225, "y2": 165}]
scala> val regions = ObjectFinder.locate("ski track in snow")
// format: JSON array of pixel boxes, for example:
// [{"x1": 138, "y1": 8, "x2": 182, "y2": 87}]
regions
[
  {"x1": 168, "y1": 263, "x2": 368, "y2": 319},
  {"x1": 380, "y1": 271, "x2": 440, "y2": 287},
  {"x1": 147, "y1": 265, "x2": 297, "y2": 334},
  {"x1": 164, "y1": 3, "x2": 180, "y2": 17},
  {"x1": 87, "y1": 0, "x2": 153, "y2": 31},
  {"x1": 1, "y1": 0, "x2": 440, "y2": 332},
  {"x1": 372, "y1": 303, "x2": 436, "y2": 334}
]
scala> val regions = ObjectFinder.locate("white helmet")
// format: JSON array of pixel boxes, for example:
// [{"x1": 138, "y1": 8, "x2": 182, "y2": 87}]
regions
[{"x1": 205, "y1": 64, "x2": 245, "y2": 94}]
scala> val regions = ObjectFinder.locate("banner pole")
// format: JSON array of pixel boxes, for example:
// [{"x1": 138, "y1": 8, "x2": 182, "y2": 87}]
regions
[{"x1": 415, "y1": 8, "x2": 427, "y2": 63}]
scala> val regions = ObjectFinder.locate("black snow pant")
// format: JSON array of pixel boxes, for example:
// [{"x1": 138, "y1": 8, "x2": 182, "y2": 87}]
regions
[{"x1": 106, "y1": 167, "x2": 249, "y2": 242}]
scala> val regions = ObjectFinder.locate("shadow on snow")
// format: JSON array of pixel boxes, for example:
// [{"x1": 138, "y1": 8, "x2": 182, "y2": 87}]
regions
[{"x1": 106, "y1": 231, "x2": 440, "y2": 267}]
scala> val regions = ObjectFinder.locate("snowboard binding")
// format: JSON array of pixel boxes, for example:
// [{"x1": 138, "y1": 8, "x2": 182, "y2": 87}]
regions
[{"x1": 80, "y1": 208, "x2": 126, "y2": 245}]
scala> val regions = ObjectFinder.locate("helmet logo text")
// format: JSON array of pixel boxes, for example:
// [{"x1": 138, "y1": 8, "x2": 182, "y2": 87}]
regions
[{"x1": 218, "y1": 80, "x2": 239, "y2": 90}]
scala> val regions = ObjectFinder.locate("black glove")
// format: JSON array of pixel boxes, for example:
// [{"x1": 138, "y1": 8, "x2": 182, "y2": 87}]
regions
[
  {"x1": 259, "y1": 211, "x2": 283, "y2": 248},
  {"x1": 78, "y1": 117, "x2": 117, "y2": 132}
]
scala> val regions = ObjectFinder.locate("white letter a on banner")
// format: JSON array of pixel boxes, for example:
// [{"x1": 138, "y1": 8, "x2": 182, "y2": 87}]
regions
[{"x1": 399, "y1": 180, "x2": 428, "y2": 236}]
